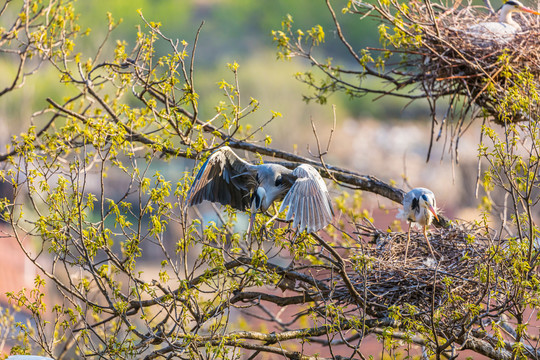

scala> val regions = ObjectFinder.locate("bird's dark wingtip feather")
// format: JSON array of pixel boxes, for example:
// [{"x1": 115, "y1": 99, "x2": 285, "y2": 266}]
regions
[{"x1": 186, "y1": 147, "x2": 254, "y2": 211}]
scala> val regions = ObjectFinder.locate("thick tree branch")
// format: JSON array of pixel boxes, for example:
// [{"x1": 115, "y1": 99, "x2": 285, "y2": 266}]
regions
[
  {"x1": 127, "y1": 256, "x2": 329, "y2": 317},
  {"x1": 230, "y1": 291, "x2": 323, "y2": 306},
  {"x1": 144, "y1": 318, "x2": 395, "y2": 360},
  {"x1": 458, "y1": 333, "x2": 512, "y2": 360}
]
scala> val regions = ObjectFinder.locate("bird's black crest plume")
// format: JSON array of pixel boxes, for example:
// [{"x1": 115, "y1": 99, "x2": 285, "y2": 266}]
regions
[{"x1": 411, "y1": 197, "x2": 419, "y2": 211}]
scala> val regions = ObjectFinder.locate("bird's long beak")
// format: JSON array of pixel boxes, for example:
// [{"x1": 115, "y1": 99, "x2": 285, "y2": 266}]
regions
[
  {"x1": 427, "y1": 205, "x2": 439, "y2": 222},
  {"x1": 247, "y1": 187, "x2": 265, "y2": 237},
  {"x1": 247, "y1": 207, "x2": 257, "y2": 236},
  {"x1": 520, "y1": 6, "x2": 540, "y2": 15}
]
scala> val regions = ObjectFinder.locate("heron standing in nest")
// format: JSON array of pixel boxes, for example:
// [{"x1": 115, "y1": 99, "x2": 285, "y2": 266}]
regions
[
  {"x1": 187, "y1": 146, "x2": 334, "y2": 235},
  {"x1": 467, "y1": 1, "x2": 540, "y2": 42},
  {"x1": 398, "y1": 188, "x2": 439, "y2": 261}
]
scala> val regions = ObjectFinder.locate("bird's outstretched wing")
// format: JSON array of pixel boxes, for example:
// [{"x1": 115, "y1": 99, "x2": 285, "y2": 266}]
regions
[
  {"x1": 187, "y1": 146, "x2": 257, "y2": 210},
  {"x1": 279, "y1": 164, "x2": 334, "y2": 233}
]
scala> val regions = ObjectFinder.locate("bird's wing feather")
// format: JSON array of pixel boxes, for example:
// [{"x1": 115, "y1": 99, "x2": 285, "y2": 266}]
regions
[
  {"x1": 279, "y1": 164, "x2": 333, "y2": 233},
  {"x1": 397, "y1": 189, "x2": 417, "y2": 222},
  {"x1": 187, "y1": 146, "x2": 257, "y2": 210}
]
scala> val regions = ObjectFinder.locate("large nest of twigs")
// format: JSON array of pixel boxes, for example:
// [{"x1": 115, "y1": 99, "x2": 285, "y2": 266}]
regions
[
  {"x1": 334, "y1": 222, "x2": 512, "y2": 317},
  {"x1": 374, "y1": 0, "x2": 540, "y2": 124}
]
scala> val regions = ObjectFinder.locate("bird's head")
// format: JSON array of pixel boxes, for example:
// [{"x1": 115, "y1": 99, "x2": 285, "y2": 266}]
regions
[
  {"x1": 250, "y1": 187, "x2": 266, "y2": 212},
  {"x1": 420, "y1": 193, "x2": 439, "y2": 222},
  {"x1": 502, "y1": 0, "x2": 540, "y2": 15},
  {"x1": 258, "y1": 165, "x2": 294, "y2": 204}
]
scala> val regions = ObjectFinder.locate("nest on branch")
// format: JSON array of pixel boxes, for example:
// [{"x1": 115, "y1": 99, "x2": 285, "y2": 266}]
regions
[
  {"x1": 367, "y1": 0, "x2": 540, "y2": 124},
  {"x1": 332, "y1": 221, "x2": 513, "y2": 318}
]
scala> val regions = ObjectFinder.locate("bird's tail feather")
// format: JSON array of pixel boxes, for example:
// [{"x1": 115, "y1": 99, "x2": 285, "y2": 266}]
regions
[{"x1": 396, "y1": 208, "x2": 407, "y2": 221}]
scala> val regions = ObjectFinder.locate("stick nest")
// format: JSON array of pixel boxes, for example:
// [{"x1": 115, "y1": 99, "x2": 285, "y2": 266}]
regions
[
  {"x1": 334, "y1": 221, "x2": 512, "y2": 318},
  {"x1": 374, "y1": 0, "x2": 540, "y2": 124}
]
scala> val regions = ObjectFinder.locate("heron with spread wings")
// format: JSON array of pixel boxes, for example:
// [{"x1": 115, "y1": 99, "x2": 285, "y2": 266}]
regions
[{"x1": 187, "y1": 146, "x2": 334, "y2": 234}]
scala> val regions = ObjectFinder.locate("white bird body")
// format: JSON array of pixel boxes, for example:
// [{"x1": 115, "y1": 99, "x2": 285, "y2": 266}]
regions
[
  {"x1": 398, "y1": 187, "x2": 439, "y2": 261},
  {"x1": 467, "y1": 22, "x2": 520, "y2": 41},
  {"x1": 187, "y1": 147, "x2": 333, "y2": 234},
  {"x1": 466, "y1": 0, "x2": 540, "y2": 43}
]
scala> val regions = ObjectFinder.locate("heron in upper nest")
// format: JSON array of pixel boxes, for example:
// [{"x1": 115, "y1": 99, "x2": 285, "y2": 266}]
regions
[
  {"x1": 187, "y1": 146, "x2": 334, "y2": 235},
  {"x1": 397, "y1": 188, "x2": 439, "y2": 261},
  {"x1": 466, "y1": 1, "x2": 540, "y2": 43}
]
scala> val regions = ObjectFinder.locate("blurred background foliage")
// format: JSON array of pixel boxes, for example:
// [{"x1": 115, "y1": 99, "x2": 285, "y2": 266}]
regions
[
  {"x1": 0, "y1": 0, "x2": 429, "y2": 146},
  {"x1": 0, "y1": 0, "x2": 492, "y2": 224}
]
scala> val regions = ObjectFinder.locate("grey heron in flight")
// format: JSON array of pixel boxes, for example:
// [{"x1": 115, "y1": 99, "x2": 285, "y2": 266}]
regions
[
  {"x1": 187, "y1": 146, "x2": 334, "y2": 234},
  {"x1": 398, "y1": 188, "x2": 439, "y2": 261},
  {"x1": 467, "y1": 1, "x2": 540, "y2": 42}
]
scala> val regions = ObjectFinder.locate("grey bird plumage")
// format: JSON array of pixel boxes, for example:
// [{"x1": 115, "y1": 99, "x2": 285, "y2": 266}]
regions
[
  {"x1": 401, "y1": 188, "x2": 437, "y2": 227},
  {"x1": 187, "y1": 146, "x2": 334, "y2": 234},
  {"x1": 465, "y1": 0, "x2": 540, "y2": 44},
  {"x1": 398, "y1": 187, "x2": 439, "y2": 261}
]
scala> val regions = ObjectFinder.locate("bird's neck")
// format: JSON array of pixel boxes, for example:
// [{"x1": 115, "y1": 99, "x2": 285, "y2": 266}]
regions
[
  {"x1": 499, "y1": 8, "x2": 521, "y2": 29},
  {"x1": 415, "y1": 206, "x2": 433, "y2": 226},
  {"x1": 252, "y1": 187, "x2": 267, "y2": 211}
]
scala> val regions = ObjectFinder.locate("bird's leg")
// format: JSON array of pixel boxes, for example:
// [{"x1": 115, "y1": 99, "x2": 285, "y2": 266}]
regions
[
  {"x1": 423, "y1": 225, "x2": 436, "y2": 259},
  {"x1": 404, "y1": 221, "x2": 412, "y2": 264},
  {"x1": 265, "y1": 203, "x2": 280, "y2": 227}
]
